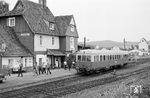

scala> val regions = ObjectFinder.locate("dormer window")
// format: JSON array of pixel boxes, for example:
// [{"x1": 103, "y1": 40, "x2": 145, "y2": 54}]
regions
[
  {"x1": 71, "y1": 25, "x2": 74, "y2": 32},
  {"x1": 50, "y1": 23, "x2": 54, "y2": 30},
  {"x1": 8, "y1": 17, "x2": 15, "y2": 27},
  {"x1": 43, "y1": 19, "x2": 54, "y2": 30}
]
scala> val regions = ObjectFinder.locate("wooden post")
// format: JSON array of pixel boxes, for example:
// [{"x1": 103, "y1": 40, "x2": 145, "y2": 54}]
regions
[
  {"x1": 84, "y1": 37, "x2": 86, "y2": 49},
  {"x1": 0, "y1": 55, "x2": 2, "y2": 70},
  {"x1": 124, "y1": 38, "x2": 126, "y2": 50}
]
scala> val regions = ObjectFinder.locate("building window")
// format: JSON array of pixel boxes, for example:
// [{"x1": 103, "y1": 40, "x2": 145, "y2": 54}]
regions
[
  {"x1": 52, "y1": 37, "x2": 54, "y2": 45},
  {"x1": 50, "y1": 23, "x2": 54, "y2": 30},
  {"x1": 70, "y1": 37, "x2": 74, "y2": 46},
  {"x1": 70, "y1": 37, "x2": 74, "y2": 50},
  {"x1": 25, "y1": 58, "x2": 27, "y2": 67},
  {"x1": 40, "y1": 36, "x2": 42, "y2": 46},
  {"x1": 71, "y1": 25, "x2": 74, "y2": 32},
  {"x1": 8, "y1": 17, "x2": 15, "y2": 27}
]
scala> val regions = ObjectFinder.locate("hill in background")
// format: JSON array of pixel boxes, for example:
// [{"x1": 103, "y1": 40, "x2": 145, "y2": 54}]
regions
[{"x1": 79, "y1": 40, "x2": 139, "y2": 49}]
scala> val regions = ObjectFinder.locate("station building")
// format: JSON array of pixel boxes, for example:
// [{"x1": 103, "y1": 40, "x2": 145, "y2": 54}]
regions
[{"x1": 0, "y1": 0, "x2": 78, "y2": 70}]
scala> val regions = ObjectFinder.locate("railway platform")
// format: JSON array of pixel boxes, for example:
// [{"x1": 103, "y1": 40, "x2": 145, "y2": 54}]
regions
[{"x1": 0, "y1": 68, "x2": 77, "y2": 93}]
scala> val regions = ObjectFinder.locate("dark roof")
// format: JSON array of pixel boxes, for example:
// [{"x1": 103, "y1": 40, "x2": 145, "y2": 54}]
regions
[
  {"x1": 55, "y1": 15, "x2": 78, "y2": 37},
  {"x1": 0, "y1": 0, "x2": 60, "y2": 36},
  {"x1": 0, "y1": 8, "x2": 23, "y2": 17},
  {"x1": 0, "y1": 25, "x2": 32, "y2": 57},
  {"x1": 47, "y1": 49, "x2": 65, "y2": 56}
]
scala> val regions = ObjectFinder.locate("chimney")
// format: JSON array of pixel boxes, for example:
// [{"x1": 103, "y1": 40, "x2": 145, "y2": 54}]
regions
[{"x1": 39, "y1": 0, "x2": 46, "y2": 7}]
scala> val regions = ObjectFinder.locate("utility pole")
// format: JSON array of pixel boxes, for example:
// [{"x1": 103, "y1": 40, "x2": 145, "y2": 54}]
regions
[
  {"x1": 123, "y1": 38, "x2": 126, "y2": 50},
  {"x1": 83, "y1": 37, "x2": 86, "y2": 49}
]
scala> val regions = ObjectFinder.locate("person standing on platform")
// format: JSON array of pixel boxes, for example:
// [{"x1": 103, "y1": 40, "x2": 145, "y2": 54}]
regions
[
  {"x1": 42, "y1": 62, "x2": 46, "y2": 74},
  {"x1": 46, "y1": 63, "x2": 51, "y2": 75},
  {"x1": 64, "y1": 61, "x2": 67, "y2": 70},
  {"x1": 33, "y1": 62, "x2": 38, "y2": 76},
  {"x1": 18, "y1": 57, "x2": 23, "y2": 77},
  {"x1": 7, "y1": 65, "x2": 11, "y2": 76},
  {"x1": 67, "y1": 59, "x2": 72, "y2": 71},
  {"x1": 38, "y1": 62, "x2": 43, "y2": 75}
]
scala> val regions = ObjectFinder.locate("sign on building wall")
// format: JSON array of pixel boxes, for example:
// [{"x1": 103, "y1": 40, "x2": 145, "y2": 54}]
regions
[{"x1": 21, "y1": 33, "x2": 30, "y2": 36}]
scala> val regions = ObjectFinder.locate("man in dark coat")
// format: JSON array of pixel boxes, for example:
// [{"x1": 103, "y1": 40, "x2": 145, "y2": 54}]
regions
[
  {"x1": 46, "y1": 63, "x2": 51, "y2": 75},
  {"x1": 67, "y1": 59, "x2": 72, "y2": 71},
  {"x1": 18, "y1": 62, "x2": 23, "y2": 77}
]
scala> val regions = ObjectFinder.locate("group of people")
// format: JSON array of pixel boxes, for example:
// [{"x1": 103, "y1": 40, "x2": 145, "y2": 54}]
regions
[
  {"x1": 6, "y1": 59, "x2": 76, "y2": 77},
  {"x1": 33, "y1": 62, "x2": 51, "y2": 76}
]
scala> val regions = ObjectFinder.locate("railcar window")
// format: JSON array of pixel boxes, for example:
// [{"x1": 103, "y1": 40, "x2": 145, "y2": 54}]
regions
[
  {"x1": 78, "y1": 55, "x2": 81, "y2": 61},
  {"x1": 87, "y1": 56, "x2": 91, "y2": 61},
  {"x1": 118, "y1": 55, "x2": 121, "y2": 59},
  {"x1": 100, "y1": 55, "x2": 102, "y2": 61},
  {"x1": 82, "y1": 55, "x2": 86, "y2": 61},
  {"x1": 103, "y1": 55, "x2": 105, "y2": 61},
  {"x1": 110, "y1": 55, "x2": 112, "y2": 60},
  {"x1": 94, "y1": 55, "x2": 99, "y2": 61},
  {"x1": 124, "y1": 54, "x2": 128, "y2": 58},
  {"x1": 117, "y1": 55, "x2": 119, "y2": 59}
]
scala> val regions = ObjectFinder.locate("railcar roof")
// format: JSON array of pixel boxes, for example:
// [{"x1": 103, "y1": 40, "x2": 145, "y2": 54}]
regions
[{"x1": 77, "y1": 49, "x2": 129, "y2": 55}]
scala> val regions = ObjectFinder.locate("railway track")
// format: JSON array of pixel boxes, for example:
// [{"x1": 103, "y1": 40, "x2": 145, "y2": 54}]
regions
[{"x1": 0, "y1": 64, "x2": 150, "y2": 98}]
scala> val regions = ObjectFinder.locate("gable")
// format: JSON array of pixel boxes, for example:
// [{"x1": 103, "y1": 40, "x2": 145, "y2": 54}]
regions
[
  {"x1": 70, "y1": 17, "x2": 75, "y2": 25},
  {"x1": 55, "y1": 15, "x2": 78, "y2": 37},
  {"x1": 139, "y1": 38, "x2": 148, "y2": 44},
  {"x1": 14, "y1": 0, "x2": 24, "y2": 10}
]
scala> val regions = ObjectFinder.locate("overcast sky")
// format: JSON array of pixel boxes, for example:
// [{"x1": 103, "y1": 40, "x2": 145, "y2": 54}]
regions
[{"x1": 4, "y1": 0, "x2": 150, "y2": 42}]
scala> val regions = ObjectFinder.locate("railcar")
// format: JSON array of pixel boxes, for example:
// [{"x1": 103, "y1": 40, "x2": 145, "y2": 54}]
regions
[{"x1": 75, "y1": 49, "x2": 129, "y2": 74}]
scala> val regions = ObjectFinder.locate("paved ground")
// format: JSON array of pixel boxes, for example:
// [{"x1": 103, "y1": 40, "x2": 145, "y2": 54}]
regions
[{"x1": 0, "y1": 68, "x2": 77, "y2": 92}]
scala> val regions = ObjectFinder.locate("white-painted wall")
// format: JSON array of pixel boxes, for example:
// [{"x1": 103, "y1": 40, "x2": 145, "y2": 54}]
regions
[
  {"x1": 36, "y1": 54, "x2": 47, "y2": 65},
  {"x1": 139, "y1": 40, "x2": 149, "y2": 52},
  {"x1": 34, "y1": 34, "x2": 60, "y2": 51},
  {"x1": 2, "y1": 57, "x2": 33, "y2": 69}
]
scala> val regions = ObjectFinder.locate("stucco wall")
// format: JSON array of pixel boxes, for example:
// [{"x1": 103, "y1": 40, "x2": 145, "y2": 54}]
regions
[
  {"x1": 34, "y1": 34, "x2": 59, "y2": 51},
  {"x1": 36, "y1": 54, "x2": 47, "y2": 65},
  {"x1": 2, "y1": 57, "x2": 33, "y2": 69}
]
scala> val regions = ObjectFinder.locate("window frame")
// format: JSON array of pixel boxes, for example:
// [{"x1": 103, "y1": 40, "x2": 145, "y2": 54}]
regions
[
  {"x1": 52, "y1": 37, "x2": 54, "y2": 45},
  {"x1": 87, "y1": 55, "x2": 91, "y2": 62},
  {"x1": 8, "y1": 17, "x2": 15, "y2": 27},
  {"x1": 82, "y1": 55, "x2": 86, "y2": 61},
  {"x1": 100, "y1": 55, "x2": 102, "y2": 61},
  {"x1": 71, "y1": 25, "x2": 75, "y2": 32},
  {"x1": 70, "y1": 37, "x2": 74, "y2": 50},
  {"x1": 40, "y1": 36, "x2": 42, "y2": 46},
  {"x1": 50, "y1": 23, "x2": 54, "y2": 30},
  {"x1": 77, "y1": 55, "x2": 82, "y2": 61}
]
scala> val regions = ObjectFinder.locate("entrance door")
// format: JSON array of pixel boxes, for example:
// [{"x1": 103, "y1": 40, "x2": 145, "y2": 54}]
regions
[
  {"x1": 39, "y1": 58, "x2": 42, "y2": 65},
  {"x1": 8, "y1": 59, "x2": 14, "y2": 69}
]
